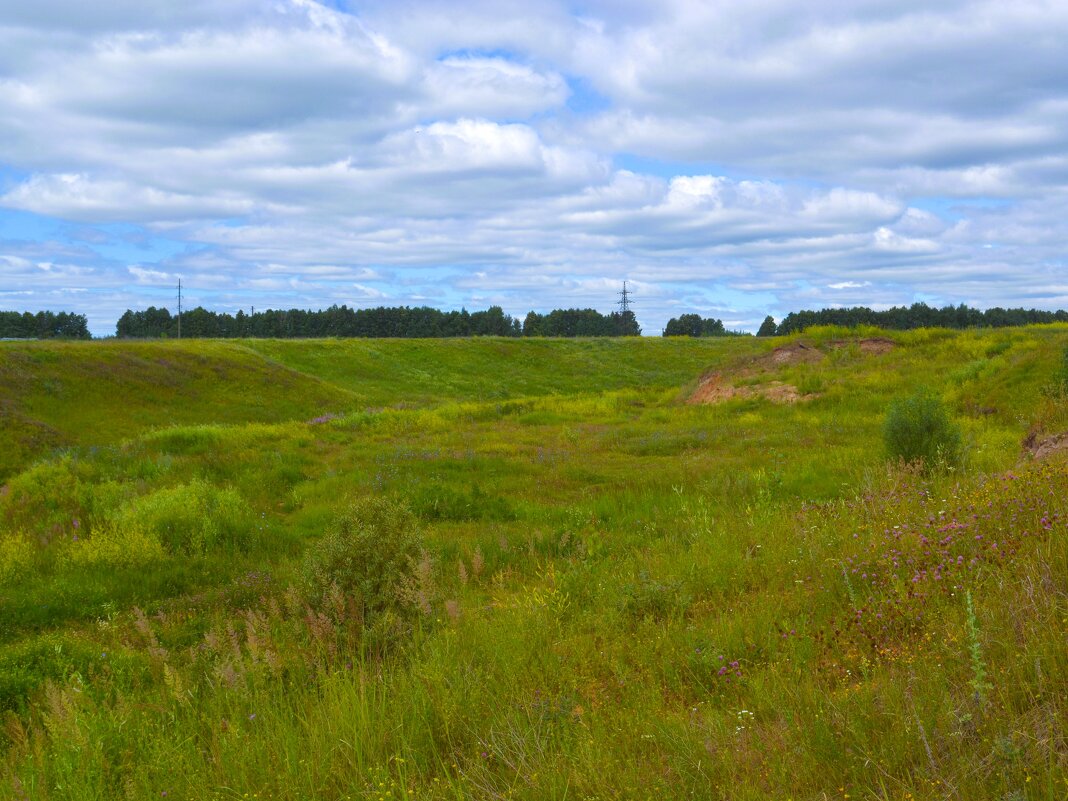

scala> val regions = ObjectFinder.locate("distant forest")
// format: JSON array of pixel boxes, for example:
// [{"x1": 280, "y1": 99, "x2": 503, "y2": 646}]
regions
[
  {"x1": 0, "y1": 311, "x2": 90, "y2": 339},
  {"x1": 5, "y1": 301, "x2": 1068, "y2": 340},
  {"x1": 663, "y1": 303, "x2": 1068, "y2": 337},
  {"x1": 770, "y1": 303, "x2": 1068, "y2": 335},
  {"x1": 115, "y1": 305, "x2": 641, "y2": 339}
]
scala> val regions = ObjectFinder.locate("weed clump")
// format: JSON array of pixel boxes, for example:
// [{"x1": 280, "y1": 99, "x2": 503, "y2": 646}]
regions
[
  {"x1": 302, "y1": 496, "x2": 427, "y2": 624},
  {"x1": 116, "y1": 478, "x2": 251, "y2": 555},
  {"x1": 883, "y1": 388, "x2": 962, "y2": 470},
  {"x1": 621, "y1": 572, "x2": 690, "y2": 621},
  {"x1": 0, "y1": 533, "x2": 35, "y2": 584},
  {"x1": 63, "y1": 520, "x2": 167, "y2": 569}
]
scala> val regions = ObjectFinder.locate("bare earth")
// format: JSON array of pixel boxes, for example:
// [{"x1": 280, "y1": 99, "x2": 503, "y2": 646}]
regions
[
  {"x1": 1023, "y1": 430, "x2": 1068, "y2": 461},
  {"x1": 689, "y1": 338, "x2": 896, "y2": 406}
]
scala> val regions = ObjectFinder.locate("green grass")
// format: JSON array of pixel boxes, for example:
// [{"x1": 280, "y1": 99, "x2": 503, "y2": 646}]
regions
[
  {"x1": 0, "y1": 340, "x2": 355, "y2": 482},
  {"x1": 0, "y1": 337, "x2": 756, "y2": 483},
  {"x1": 1, "y1": 326, "x2": 1067, "y2": 800},
  {"x1": 240, "y1": 336, "x2": 763, "y2": 403}
]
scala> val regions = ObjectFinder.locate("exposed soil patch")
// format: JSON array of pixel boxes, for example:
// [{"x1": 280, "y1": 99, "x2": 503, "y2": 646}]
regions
[
  {"x1": 760, "y1": 342, "x2": 825, "y2": 368},
  {"x1": 827, "y1": 337, "x2": 896, "y2": 355},
  {"x1": 688, "y1": 336, "x2": 890, "y2": 405},
  {"x1": 762, "y1": 382, "x2": 805, "y2": 403},
  {"x1": 689, "y1": 373, "x2": 810, "y2": 405},
  {"x1": 689, "y1": 373, "x2": 734, "y2": 404},
  {"x1": 1023, "y1": 431, "x2": 1068, "y2": 462},
  {"x1": 859, "y1": 337, "x2": 896, "y2": 355}
]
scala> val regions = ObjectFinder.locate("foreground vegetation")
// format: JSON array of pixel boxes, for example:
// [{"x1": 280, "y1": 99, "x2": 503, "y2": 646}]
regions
[{"x1": 1, "y1": 327, "x2": 1067, "y2": 799}]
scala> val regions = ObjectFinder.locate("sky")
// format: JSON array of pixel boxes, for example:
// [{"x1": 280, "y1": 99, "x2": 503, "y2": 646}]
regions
[{"x1": 2, "y1": 0, "x2": 1067, "y2": 336}]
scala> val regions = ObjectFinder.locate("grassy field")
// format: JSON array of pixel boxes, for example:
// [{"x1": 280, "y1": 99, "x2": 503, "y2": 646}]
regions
[
  {"x1": 0, "y1": 337, "x2": 751, "y2": 483},
  {"x1": 1, "y1": 328, "x2": 1067, "y2": 800}
]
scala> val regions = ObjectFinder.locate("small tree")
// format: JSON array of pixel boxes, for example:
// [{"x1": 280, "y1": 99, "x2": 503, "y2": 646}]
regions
[
  {"x1": 302, "y1": 496, "x2": 425, "y2": 622},
  {"x1": 757, "y1": 315, "x2": 777, "y2": 337},
  {"x1": 883, "y1": 388, "x2": 962, "y2": 470}
]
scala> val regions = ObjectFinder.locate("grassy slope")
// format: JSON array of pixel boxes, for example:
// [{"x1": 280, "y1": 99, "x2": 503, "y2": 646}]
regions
[
  {"x1": 1, "y1": 326, "x2": 1067, "y2": 800},
  {"x1": 240, "y1": 336, "x2": 761, "y2": 403},
  {"x1": 0, "y1": 340, "x2": 356, "y2": 482},
  {"x1": 0, "y1": 337, "x2": 757, "y2": 482}
]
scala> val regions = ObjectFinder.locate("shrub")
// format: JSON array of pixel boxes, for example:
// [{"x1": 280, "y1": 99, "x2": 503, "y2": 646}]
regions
[
  {"x1": 0, "y1": 533, "x2": 36, "y2": 584},
  {"x1": 883, "y1": 388, "x2": 962, "y2": 470},
  {"x1": 62, "y1": 521, "x2": 166, "y2": 569},
  {"x1": 302, "y1": 496, "x2": 426, "y2": 622},
  {"x1": 2, "y1": 458, "x2": 87, "y2": 538},
  {"x1": 114, "y1": 479, "x2": 252, "y2": 555}
]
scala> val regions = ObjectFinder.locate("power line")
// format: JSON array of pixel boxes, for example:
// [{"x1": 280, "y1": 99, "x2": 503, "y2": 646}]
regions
[
  {"x1": 617, "y1": 280, "x2": 633, "y2": 313},
  {"x1": 177, "y1": 279, "x2": 182, "y2": 339}
]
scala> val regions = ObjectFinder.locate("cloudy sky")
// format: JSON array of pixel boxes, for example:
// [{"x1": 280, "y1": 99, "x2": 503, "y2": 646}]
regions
[{"x1": 2, "y1": 0, "x2": 1067, "y2": 336}]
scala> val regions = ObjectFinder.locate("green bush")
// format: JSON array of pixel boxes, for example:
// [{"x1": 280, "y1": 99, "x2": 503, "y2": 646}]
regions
[
  {"x1": 112, "y1": 479, "x2": 251, "y2": 555},
  {"x1": 302, "y1": 496, "x2": 426, "y2": 622},
  {"x1": 61, "y1": 479, "x2": 251, "y2": 567},
  {"x1": 883, "y1": 388, "x2": 962, "y2": 470},
  {"x1": 63, "y1": 520, "x2": 166, "y2": 569},
  {"x1": 2, "y1": 457, "x2": 87, "y2": 537},
  {"x1": 0, "y1": 533, "x2": 35, "y2": 585}
]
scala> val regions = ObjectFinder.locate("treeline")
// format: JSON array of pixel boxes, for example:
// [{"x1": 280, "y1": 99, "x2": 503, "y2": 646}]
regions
[
  {"x1": 0, "y1": 311, "x2": 90, "y2": 339},
  {"x1": 116, "y1": 305, "x2": 641, "y2": 339},
  {"x1": 662, "y1": 314, "x2": 747, "y2": 337},
  {"x1": 522, "y1": 309, "x2": 639, "y2": 337},
  {"x1": 662, "y1": 303, "x2": 1068, "y2": 338},
  {"x1": 768, "y1": 303, "x2": 1068, "y2": 336}
]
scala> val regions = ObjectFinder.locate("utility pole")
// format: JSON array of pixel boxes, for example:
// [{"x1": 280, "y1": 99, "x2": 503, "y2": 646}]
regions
[
  {"x1": 617, "y1": 281, "x2": 633, "y2": 313},
  {"x1": 177, "y1": 279, "x2": 182, "y2": 339}
]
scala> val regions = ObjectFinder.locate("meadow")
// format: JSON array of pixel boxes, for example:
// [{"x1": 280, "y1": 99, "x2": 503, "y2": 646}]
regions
[{"x1": 0, "y1": 327, "x2": 1066, "y2": 800}]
